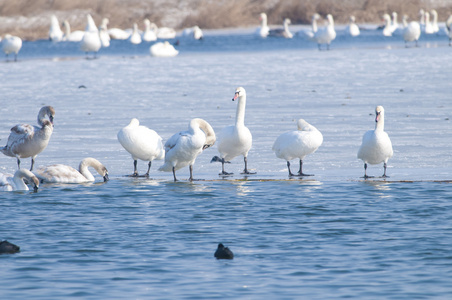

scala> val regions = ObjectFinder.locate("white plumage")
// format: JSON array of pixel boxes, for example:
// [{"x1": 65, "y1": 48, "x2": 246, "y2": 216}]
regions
[
  {"x1": 402, "y1": 15, "x2": 421, "y2": 47},
  {"x1": 49, "y1": 15, "x2": 64, "y2": 42},
  {"x1": 255, "y1": 13, "x2": 269, "y2": 38},
  {"x1": 150, "y1": 41, "x2": 179, "y2": 57},
  {"x1": 142, "y1": 19, "x2": 157, "y2": 42},
  {"x1": 313, "y1": 14, "x2": 336, "y2": 50},
  {"x1": 346, "y1": 16, "x2": 360, "y2": 37},
  {"x1": 129, "y1": 23, "x2": 142, "y2": 44},
  {"x1": 269, "y1": 18, "x2": 293, "y2": 38},
  {"x1": 80, "y1": 14, "x2": 101, "y2": 57},
  {"x1": 0, "y1": 169, "x2": 40, "y2": 192},
  {"x1": 62, "y1": 20, "x2": 85, "y2": 42},
  {"x1": 2, "y1": 34, "x2": 22, "y2": 61},
  {"x1": 272, "y1": 119, "x2": 323, "y2": 177},
  {"x1": 117, "y1": 118, "x2": 164, "y2": 176}
]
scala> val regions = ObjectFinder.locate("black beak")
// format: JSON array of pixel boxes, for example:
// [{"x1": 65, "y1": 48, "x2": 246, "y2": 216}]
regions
[
  {"x1": 103, "y1": 173, "x2": 109, "y2": 182},
  {"x1": 33, "y1": 185, "x2": 39, "y2": 193}
]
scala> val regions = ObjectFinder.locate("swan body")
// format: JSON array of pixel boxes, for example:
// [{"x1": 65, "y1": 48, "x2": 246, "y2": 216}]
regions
[
  {"x1": 157, "y1": 26, "x2": 177, "y2": 39},
  {"x1": 129, "y1": 23, "x2": 142, "y2": 44},
  {"x1": 150, "y1": 41, "x2": 178, "y2": 57},
  {"x1": 212, "y1": 87, "x2": 254, "y2": 175},
  {"x1": 142, "y1": 19, "x2": 157, "y2": 42},
  {"x1": 382, "y1": 14, "x2": 393, "y2": 36},
  {"x1": 62, "y1": 20, "x2": 85, "y2": 42},
  {"x1": 0, "y1": 169, "x2": 39, "y2": 192},
  {"x1": 430, "y1": 10, "x2": 439, "y2": 33},
  {"x1": 272, "y1": 119, "x2": 323, "y2": 177},
  {"x1": 2, "y1": 34, "x2": 22, "y2": 61},
  {"x1": 299, "y1": 14, "x2": 320, "y2": 40},
  {"x1": 34, "y1": 157, "x2": 108, "y2": 183},
  {"x1": 117, "y1": 118, "x2": 164, "y2": 176},
  {"x1": 255, "y1": 13, "x2": 269, "y2": 38},
  {"x1": 269, "y1": 18, "x2": 293, "y2": 38},
  {"x1": 346, "y1": 16, "x2": 360, "y2": 36},
  {"x1": 402, "y1": 15, "x2": 421, "y2": 47},
  {"x1": 99, "y1": 18, "x2": 111, "y2": 47},
  {"x1": 313, "y1": 14, "x2": 336, "y2": 50},
  {"x1": 80, "y1": 14, "x2": 101, "y2": 57},
  {"x1": 1, "y1": 106, "x2": 55, "y2": 171},
  {"x1": 357, "y1": 106, "x2": 393, "y2": 178},
  {"x1": 49, "y1": 15, "x2": 64, "y2": 42},
  {"x1": 108, "y1": 27, "x2": 130, "y2": 40},
  {"x1": 159, "y1": 118, "x2": 216, "y2": 181}
]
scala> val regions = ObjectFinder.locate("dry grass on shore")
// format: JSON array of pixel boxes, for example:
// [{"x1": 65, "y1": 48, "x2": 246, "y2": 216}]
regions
[{"x1": 1, "y1": 0, "x2": 452, "y2": 40}]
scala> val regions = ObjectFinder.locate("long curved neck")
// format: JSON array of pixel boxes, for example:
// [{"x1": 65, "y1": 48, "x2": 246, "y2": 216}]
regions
[
  {"x1": 235, "y1": 95, "x2": 246, "y2": 127},
  {"x1": 375, "y1": 114, "x2": 385, "y2": 131},
  {"x1": 79, "y1": 159, "x2": 95, "y2": 181},
  {"x1": 284, "y1": 20, "x2": 289, "y2": 32},
  {"x1": 13, "y1": 176, "x2": 28, "y2": 190},
  {"x1": 261, "y1": 16, "x2": 267, "y2": 27},
  {"x1": 64, "y1": 22, "x2": 71, "y2": 36},
  {"x1": 312, "y1": 17, "x2": 318, "y2": 32}
]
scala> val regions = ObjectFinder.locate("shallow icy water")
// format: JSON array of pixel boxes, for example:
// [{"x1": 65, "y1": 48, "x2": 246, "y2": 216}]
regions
[{"x1": 1, "y1": 28, "x2": 451, "y2": 299}]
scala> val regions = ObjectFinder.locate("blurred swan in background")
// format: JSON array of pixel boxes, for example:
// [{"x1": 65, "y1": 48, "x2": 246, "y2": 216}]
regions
[
  {"x1": 402, "y1": 15, "x2": 421, "y2": 47},
  {"x1": 446, "y1": 15, "x2": 452, "y2": 45},
  {"x1": 62, "y1": 20, "x2": 84, "y2": 42},
  {"x1": 382, "y1": 14, "x2": 393, "y2": 36},
  {"x1": 430, "y1": 10, "x2": 439, "y2": 33},
  {"x1": 34, "y1": 157, "x2": 108, "y2": 183},
  {"x1": 1, "y1": 34, "x2": 22, "y2": 61},
  {"x1": 142, "y1": 19, "x2": 157, "y2": 42},
  {"x1": 129, "y1": 23, "x2": 142, "y2": 44},
  {"x1": 80, "y1": 14, "x2": 101, "y2": 57},
  {"x1": 424, "y1": 11, "x2": 434, "y2": 34},
  {"x1": 346, "y1": 16, "x2": 360, "y2": 36},
  {"x1": 49, "y1": 15, "x2": 63, "y2": 42},
  {"x1": 298, "y1": 13, "x2": 320, "y2": 40},
  {"x1": 99, "y1": 18, "x2": 111, "y2": 47},
  {"x1": 156, "y1": 25, "x2": 176, "y2": 39},
  {"x1": 150, "y1": 41, "x2": 178, "y2": 57},
  {"x1": 0, "y1": 169, "x2": 39, "y2": 192},
  {"x1": 107, "y1": 19, "x2": 130, "y2": 40},
  {"x1": 255, "y1": 12, "x2": 269, "y2": 38},
  {"x1": 269, "y1": 18, "x2": 293, "y2": 38},
  {"x1": 313, "y1": 14, "x2": 336, "y2": 50},
  {"x1": 390, "y1": 12, "x2": 400, "y2": 34}
]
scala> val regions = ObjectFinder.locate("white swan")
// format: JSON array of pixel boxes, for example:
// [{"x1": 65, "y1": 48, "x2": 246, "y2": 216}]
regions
[
  {"x1": 424, "y1": 11, "x2": 434, "y2": 34},
  {"x1": 62, "y1": 20, "x2": 85, "y2": 42},
  {"x1": 211, "y1": 87, "x2": 254, "y2": 175},
  {"x1": 34, "y1": 157, "x2": 108, "y2": 183},
  {"x1": 2, "y1": 34, "x2": 22, "y2": 62},
  {"x1": 99, "y1": 18, "x2": 111, "y2": 47},
  {"x1": 159, "y1": 118, "x2": 216, "y2": 181},
  {"x1": 108, "y1": 21, "x2": 130, "y2": 40},
  {"x1": 430, "y1": 10, "x2": 439, "y2": 33},
  {"x1": 1, "y1": 106, "x2": 55, "y2": 171},
  {"x1": 117, "y1": 118, "x2": 164, "y2": 176},
  {"x1": 142, "y1": 19, "x2": 157, "y2": 42},
  {"x1": 346, "y1": 16, "x2": 360, "y2": 36},
  {"x1": 382, "y1": 14, "x2": 393, "y2": 36},
  {"x1": 402, "y1": 15, "x2": 421, "y2": 47},
  {"x1": 357, "y1": 106, "x2": 393, "y2": 178},
  {"x1": 255, "y1": 13, "x2": 269, "y2": 38},
  {"x1": 269, "y1": 18, "x2": 293, "y2": 38},
  {"x1": 390, "y1": 12, "x2": 400, "y2": 34},
  {"x1": 272, "y1": 119, "x2": 323, "y2": 177},
  {"x1": 80, "y1": 14, "x2": 101, "y2": 57},
  {"x1": 446, "y1": 15, "x2": 452, "y2": 46},
  {"x1": 129, "y1": 23, "x2": 142, "y2": 44},
  {"x1": 192, "y1": 26, "x2": 204, "y2": 40},
  {"x1": 49, "y1": 15, "x2": 63, "y2": 42},
  {"x1": 156, "y1": 25, "x2": 176, "y2": 39},
  {"x1": 313, "y1": 14, "x2": 336, "y2": 50},
  {"x1": 299, "y1": 13, "x2": 320, "y2": 40},
  {"x1": 150, "y1": 41, "x2": 179, "y2": 57},
  {"x1": 0, "y1": 169, "x2": 39, "y2": 192}
]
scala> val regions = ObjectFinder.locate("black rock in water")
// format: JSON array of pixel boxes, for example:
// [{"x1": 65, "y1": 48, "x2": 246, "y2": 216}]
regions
[
  {"x1": 0, "y1": 240, "x2": 20, "y2": 254},
  {"x1": 214, "y1": 243, "x2": 234, "y2": 259}
]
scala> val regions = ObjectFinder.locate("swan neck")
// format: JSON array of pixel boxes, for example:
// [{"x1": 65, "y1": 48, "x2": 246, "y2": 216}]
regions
[
  {"x1": 79, "y1": 160, "x2": 95, "y2": 181},
  {"x1": 235, "y1": 95, "x2": 246, "y2": 127},
  {"x1": 375, "y1": 114, "x2": 385, "y2": 131},
  {"x1": 312, "y1": 18, "x2": 318, "y2": 32}
]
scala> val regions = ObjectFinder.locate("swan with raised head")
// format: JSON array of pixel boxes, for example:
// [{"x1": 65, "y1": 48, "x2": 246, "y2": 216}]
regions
[
  {"x1": 211, "y1": 87, "x2": 254, "y2": 175},
  {"x1": 313, "y1": 14, "x2": 336, "y2": 50},
  {"x1": 272, "y1": 119, "x2": 323, "y2": 177},
  {"x1": 390, "y1": 12, "x2": 400, "y2": 34},
  {"x1": 424, "y1": 11, "x2": 434, "y2": 34},
  {"x1": 159, "y1": 118, "x2": 216, "y2": 181},
  {"x1": 80, "y1": 14, "x2": 101, "y2": 58},
  {"x1": 357, "y1": 106, "x2": 393, "y2": 178},
  {"x1": 1, "y1": 106, "x2": 55, "y2": 171},
  {"x1": 0, "y1": 169, "x2": 39, "y2": 192},
  {"x1": 269, "y1": 18, "x2": 293, "y2": 38},
  {"x1": 117, "y1": 118, "x2": 164, "y2": 177},
  {"x1": 382, "y1": 14, "x2": 393, "y2": 36},
  {"x1": 150, "y1": 41, "x2": 178, "y2": 57},
  {"x1": 129, "y1": 23, "x2": 142, "y2": 44},
  {"x1": 299, "y1": 13, "x2": 320, "y2": 40},
  {"x1": 49, "y1": 15, "x2": 63, "y2": 42},
  {"x1": 142, "y1": 19, "x2": 157, "y2": 42},
  {"x1": 402, "y1": 15, "x2": 421, "y2": 47},
  {"x1": 2, "y1": 34, "x2": 22, "y2": 62},
  {"x1": 99, "y1": 18, "x2": 111, "y2": 47},
  {"x1": 34, "y1": 157, "x2": 108, "y2": 183},
  {"x1": 346, "y1": 16, "x2": 360, "y2": 36},
  {"x1": 430, "y1": 10, "x2": 439, "y2": 33},
  {"x1": 255, "y1": 13, "x2": 269, "y2": 38},
  {"x1": 62, "y1": 20, "x2": 85, "y2": 42}
]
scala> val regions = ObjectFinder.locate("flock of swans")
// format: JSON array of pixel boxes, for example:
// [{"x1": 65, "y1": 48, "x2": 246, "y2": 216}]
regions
[{"x1": 0, "y1": 87, "x2": 393, "y2": 192}]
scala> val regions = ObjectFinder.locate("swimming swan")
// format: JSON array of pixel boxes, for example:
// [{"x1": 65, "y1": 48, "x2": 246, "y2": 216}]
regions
[
  {"x1": 357, "y1": 106, "x2": 393, "y2": 178},
  {"x1": 159, "y1": 118, "x2": 216, "y2": 181},
  {"x1": 117, "y1": 118, "x2": 164, "y2": 177},
  {"x1": 346, "y1": 16, "x2": 360, "y2": 37},
  {"x1": 272, "y1": 119, "x2": 323, "y2": 177},
  {"x1": 211, "y1": 87, "x2": 254, "y2": 175},
  {"x1": 129, "y1": 23, "x2": 142, "y2": 44},
  {"x1": 34, "y1": 157, "x2": 108, "y2": 183},
  {"x1": 142, "y1": 19, "x2": 157, "y2": 42},
  {"x1": 0, "y1": 169, "x2": 39, "y2": 192},
  {"x1": 255, "y1": 13, "x2": 269, "y2": 38},
  {"x1": 99, "y1": 18, "x2": 111, "y2": 47},
  {"x1": 1, "y1": 106, "x2": 55, "y2": 171},
  {"x1": 382, "y1": 14, "x2": 393, "y2": 36}
]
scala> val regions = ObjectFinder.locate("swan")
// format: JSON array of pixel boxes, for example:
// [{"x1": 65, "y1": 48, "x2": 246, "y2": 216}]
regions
[
  {"x1": 34, "y1": 157, "x2": 108, "y2": 183},
  {"x1": 117, "y1": 118, "x2": 164, "y2": 177},
  {"x1": 49, "y1": 15, "x2": 63, "y2": 42},
  {"x1": 156, "y1": 25, "x2": 177, "y2": 39},
  {"x1": 2, "y1": 34, "x2": 22, "y2": 62},
  {"x1": 192, "y1": 26, "x2": 204, "y2": 40},
  {"x1": 390, "y1": 12, "x2": 400, "y2": 34},
  {"x1": 446, "y1": 15, "x2": 452, "y2": 46},
  {"x1": 62, "y1": 20, "x2": 85, "y2": 42},
  {"x1": 0, "y1": 169, "x2": 39, "y2": 192},
  {"x1": 272, "y1": 119, "x2": 323, "y2": 177},
  {"x1": 382, "y1": 14, "x2": 393, "y2": 36},
  {"x1": 298, "y1": 13, "x2": 320, "y2": 40},
  {"x1": 211, "y1": 87, "x2": 254, "y2": 175},
  {"x1": 269, "y1": 18, "x2": 293, "y2": 38},
  {"x1": 255, "y1": 13, "x2": 269, "y2": 38},
  {"x1": 402, "y1": 15, "x2": 421, "y2": 47},
  {"x1": 99, "y1": 18, "x2": 111, "y2": 47},
  {"x1": 142, "y1": 19, "x2": 157, "y2": 42},
  {"x1": 424, "y1": 11, "x2": 434, "y2": 34},
  {"x1": 1, "y1": 106, "x2": 55, "y2": 171},
  {"x1": 150, "y1": 41, "x2": 179, "y2": 57},
  {"x1": 313, "y1": 14, "x2": 336, "y2": 50},
  {"x1": 129, "y1": 23, "x2": 142, "y2": 44},
  {"x1": 346, "y1": 16, "x2": 360, "y2": 36},
  {"x1": 159, "y1": 118, "x2": 216, "y2": 181},
  {"x1": 108, "y1": 20, "x2": 130, "y2": 40},
  {"x1": 357, "y1": 106, "x2": 393, "y2": 178},
  {"x1": 430, "y1": 10, "x2": 439, "y2": 33},
  {"x1": 80, "y1": 14, "x2": 101, "y2": 58}
]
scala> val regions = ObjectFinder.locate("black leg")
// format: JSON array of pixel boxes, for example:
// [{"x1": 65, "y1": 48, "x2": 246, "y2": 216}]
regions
[
  {"x1": 16, "y1": 157, "x2": 21, "y2": 169},
  {"x1": 172, "y1": 167, "x2": 177, "y2": 182},
  {"x1": 382, "y1": 162, "x2": 389, "y2": 178},
  {"x1": 297, "y1": 159, "x2": 313, "y2": 176},
  {"x1": 30, "y1": 157, "x2": 35, "y2": 171},
  {"x1": 132, "y1": 160, "x2": 138, "y2": 176},
  {"x1": 287, "y1": 161, "x2": 295, "y2": 176},
  {"x1": 363, "y1": 163, "x2": 369, "y2": 179},
  {"x1": 145, "y1": 161, "x2": 152, "y2": 177},
  {"x1": 220, "y1": 158, "x2": 233, "y2": 175},
  {"x1": 242, "y1": 157, "x2": 256, "y2": 174},
  {"x1": 189, "y1": 165, "x2": 194, "y2": 181}
]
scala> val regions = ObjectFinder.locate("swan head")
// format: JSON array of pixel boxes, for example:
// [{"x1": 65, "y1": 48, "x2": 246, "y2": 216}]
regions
[
  {"x1": 232, "y1": 87, "x2": 246, "y2": 101},
  {"x1": 313, "y1": 13, "x2": 321, "y2": 20},
  {"x1": 144, "y1": 19, "x2": 151, "y2": 26},
  {"x1": 375, "y1": 106, "x2": 385, "y2": 123},
  {"x1": 349, "y1": 16, "x2": 356, "y2": 23},
  {"x1": 31, "y1": 176, "x2": 40, "y2": 192},
  {"x1": 284, "y1": 18, "x2": 291, "y2": 25},
  {"x1": 259, "y1": 13, "x2": 267, "y2": 21},
  {"x1": 38, "y1": 106, "x2": 55, "y2": 125},
  {"x1": 383, "y1": 14, "x2": 391, "y2": 22},
  {"x1": 129, "y1": 118, "x2": 140, "y2": 127}
]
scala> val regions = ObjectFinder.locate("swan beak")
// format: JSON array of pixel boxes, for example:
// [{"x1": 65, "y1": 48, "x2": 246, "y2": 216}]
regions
[
  {"x1": 232, "y1": 92, "x2": 239, "y2": 101},
  {"x1": 33, "y1": 185, "x2": 39, "y2": 193},
  {"x1": 50, "y1": 115, "x2": 54, "y2": 125},
  {"x1": 103, "y1": 173, "x2": 109, "y2": 182},
  {"x1": 375, "y1": 111, "x2": 381, "y2": 122}
]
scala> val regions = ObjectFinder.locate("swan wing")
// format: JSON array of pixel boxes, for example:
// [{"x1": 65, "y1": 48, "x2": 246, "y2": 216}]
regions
[{"x1": 34, "y1": 164, "x2": 87, "y2": 183}]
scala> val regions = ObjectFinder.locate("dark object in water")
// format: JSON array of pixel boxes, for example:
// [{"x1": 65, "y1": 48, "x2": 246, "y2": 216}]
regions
[
  {"x1": 214, "y1": 243, "x2": 234, "y2": 259},
  {"x1": 0, "y1": 240, "x2": 20, "y2": 254},
  {"x1": 78, "y1": 85, "x2": 87, "y2": 89}
]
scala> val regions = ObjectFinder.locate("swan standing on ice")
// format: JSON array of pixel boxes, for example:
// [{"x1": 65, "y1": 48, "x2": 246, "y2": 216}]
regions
[
  {"x1": 99, "y1": 18, "x2": 111, "y2": 47},
  {"x1": 142, "y1": 19, "x2": 157, "y2": 42},
  {"x1": 357, "y1": 106, "x2": 393, "y2": 178},
  {"x1": 272, "y1": 119, "x2": 323, "y2": 177},
  {"x1": 0, "y1": 169, "x2": 39, "y2": 192},
  {"x1": 1, "y1": 106, "x2": 55, "y2": 171},
  {"x1": 62, "y1": 20, "x2": 85, "y2": 42},
  {"x1": 269, "y1": 18, "x2": 293, "y2": 38},
  {"x1": 117, "y1": 118, "x2": 164, "y2": 177},
  {"x1": 382, "y1": 14, "x2": 393, "y2": 36},
  {"x1": 255, "y1": 13, "x2": 269, "y2": 38},
  {"x1": 150, "y1": 41, "x2": 179, "y2": 57},
  {"x1": 34, "y1": 157, "x2": 109, "y2": 183},
  {"x1": 211, "y1": 87, "x2": 255, "y2": 175},
  {"x1": 2, "y1": 34, "x2": 22, "y2": 62},
  {"x1": 49, "y1": 15, "x2": 63, "y2": 42},
  {"x1": 313, "y1": 14, "x2": 336, "y2": 50},
  {"x1": 346, "y1": 16, "x2": 360, "y2": 36},
  {"x1": 402, "y1": 15, "x2": 421, "y2": 47},
  {"x1": 159, "y1": 118, "x2": 216, "y2": 181},
  {"x1": 129, "y1": 23, "x2": 142, "y2": 44},
  {"x1": 80, "y1": 14, "x2": 102, "y2": 58}
]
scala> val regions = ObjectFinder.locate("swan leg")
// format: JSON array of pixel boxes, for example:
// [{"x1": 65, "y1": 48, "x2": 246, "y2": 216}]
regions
[
  {"x1": 363, "y1": 163, "x2": 372, "y2": 179},
  {"x1": 189, "y1": 165, "x2": 194, "y2": 181},
  {"x1": 287, "y1": 161, "x2": 296, "y2": 177},
  {"x1": 30, "y1": 157, "x2": 36, "y2": 171},
  {"x1": 145, "y1": 161, "x2": 152, "y2": 177},
  {"x1": 16, "y1": 157, "x2": 21, "y2": 169},
  {"x1": 14, "y1": 53, "x2": 18, "y2": 62},
  {"x1": 382, "y1": 162, "x2": 390, "y2": 178},
  {"x1": 172, "y1": 167, "x2": 177, "y2": 182},
  {"x1": 220, "y1": 159, "x2": 233, "y2": 175},
  {"x1": 242, "y1": 157, "x2": 256, "y2": 174},
  {"x1": 132, "y1": 160, "x2": 139, "y2": 176},
  {"x1": 297, "y1": 159, "x2": 313, "y2": 176}
]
